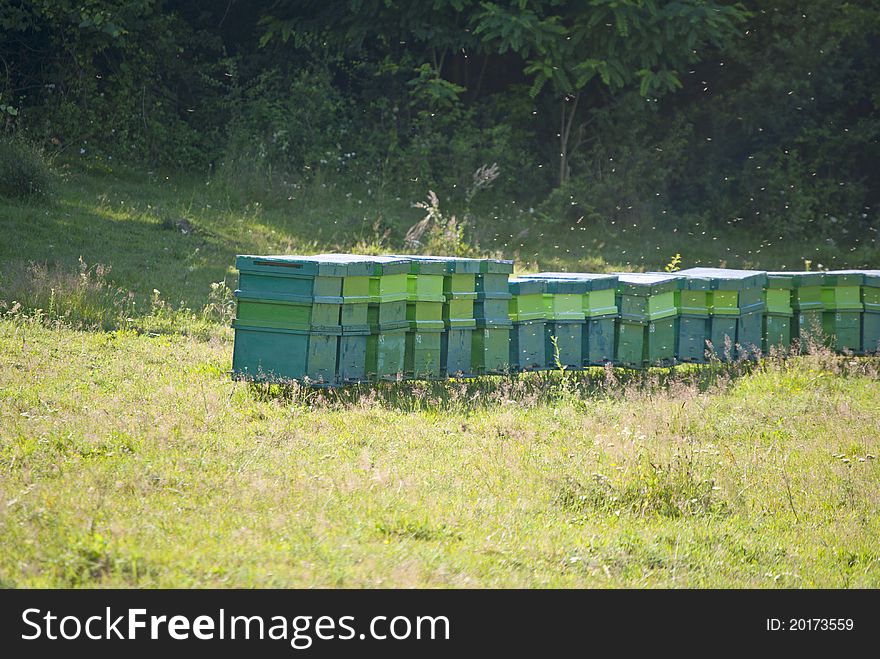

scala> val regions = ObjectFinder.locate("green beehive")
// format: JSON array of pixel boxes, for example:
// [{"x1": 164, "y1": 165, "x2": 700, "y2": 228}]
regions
[
  {"x1": 508, "y1": 277, "x2": 547, "y2": 322},
  {"x1": 438, "y1": 258, "x2": 481, "y2": 376},
  {"x1": 738, "y1": 311, "x2": 764, "y2": 358},
  {"x1": 674, "y1": 267, "x2": 767, "y2": 360},
  {"x1": 585, "y1": 315, "x2": 616, "y2": 365},
  {"x1": 474, "y1": 293, "x2": 511, "y2": 324},
  {"x1": 338, "y1": 327, "x2": 372, "y2": 383},
  {"x1": 340, "y1": 272, "x2": 372, "y2": 329},
  {"x1": 540, "y1": 277, "x2": 585, "y2": 369},
  {"x1": 669, "y1": 272, "x2": 712, "y2": 363},
  {"x1": 473, "y1": 260, "x2": 513, "y2": 376},
  {"x1": 236, "y1": 255, "x2": 350, "y2": 298},
  {"x1": 440, "y1": 258, "x2": 480, "y2": 328},
  {"x1": 472, "y1": 322, "x2": 512, "y2": 374},
  {"x1": 231, "y1": 321, "x2": 340, "y2": 385},
  {"x1": 542, "y1": 281, "x2": 586, "y2": 321},
  {"x1": 861, "y1": 270, "x2": 880, "y2": 354},
  {"x1": 520, "y1": 272, "x2": 619, "y2": 365},
  {"x1": 547, "y1": 319, "x2": 583, "y2": 368},
  {"x1": 402, "y1": 258, "x2": 446, "y2": 378},
  {"x1": 333, "y1": 261, "x2": 375, "y2": 382},
  {"x1": 233, "y1": 290, "x2": 342, "y2": 332},
  {"x1": 404, "y1": 330, "x2": 443, "y2": 379},
  {"x1": 316, "y1": 254, "x2": 410, "y2": 326},
  {"x1": 509, "y1": 319, "x2": 546, "y2": 371},
  {"x1": 233, "y1": 254, "x2": 376, "y2": 385},
  {"x1": 402, "y1": 259, "x2": 447, "y2": 328},
  {"x1": 508, "y1": 278, "x2": 549, "y2": 371},
  {"x1": 443, "y1": 325, "x2": 474, "y2": 376},
  {"x1": 315, "y1": 254, "x2": 411, "y2": 381},
  {"x1": 476, "y1": 258, "x2": 515, "y2": 292},
  {"x1": 822, "y1": 271, "x2": 863, "y2": 352},
  {"x1": 518, "y1": 273, "x2": 589, "y2": 369},
  {"x1": 365, "y1": 328, "x2": 407, "y2": 381},
  {"x1": 234, "y1": 255, "x2": 356, "y2": 332},
  {"x1": 576, "y1": 274, "x2": 619, "y2": 366},
  {"x1": 775, "y1": 271, "x2": 826, "y2": 349},
  {"x1": 614, "y1": 273, "x2": 680, "y2": 368},
  {"x1": 764, "y1": 273, "x2": 795, "y2": 353},
  {"x1": 391, "y1": 255, "x2": 480, "y2": 377},
  {"x1": 474, "y1": 258, "x2": 515, "y2": 325}
]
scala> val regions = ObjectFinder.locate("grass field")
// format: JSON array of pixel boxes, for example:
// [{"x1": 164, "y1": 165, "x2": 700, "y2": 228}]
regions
[{"x1": 1, "y1": 169, "x2": 879, "y2": 588}]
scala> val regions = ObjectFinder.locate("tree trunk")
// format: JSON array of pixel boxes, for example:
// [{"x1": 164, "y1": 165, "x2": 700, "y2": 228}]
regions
[{"x1": 558, "y1": 92, "x2": 580, "y2": 185}]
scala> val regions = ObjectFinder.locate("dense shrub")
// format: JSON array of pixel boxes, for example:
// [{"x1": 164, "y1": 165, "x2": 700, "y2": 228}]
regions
[{"x1": 0, "y1": 137, "x2": 53, "y2": 200}]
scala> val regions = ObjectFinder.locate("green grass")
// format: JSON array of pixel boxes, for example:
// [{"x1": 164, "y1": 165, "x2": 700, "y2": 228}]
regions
[
  {"x1": 1, "y1": 316, "x2": 878, "y2": 587},
  {"x1": 2, "y1": 168, "x2": 877, "y2": 316},
  {"x1": 1, "y1": 168, "x2": 879, "y2": 588}
]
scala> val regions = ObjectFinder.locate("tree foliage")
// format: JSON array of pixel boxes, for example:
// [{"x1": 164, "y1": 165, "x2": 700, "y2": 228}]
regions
[{"x1": 1, "y1": 0, "x2": 877, "y2": 237}]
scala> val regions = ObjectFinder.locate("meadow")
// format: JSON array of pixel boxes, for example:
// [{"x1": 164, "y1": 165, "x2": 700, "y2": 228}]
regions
[{"x1": 1, "y1": 169, "x2": 879, "y2": 588}]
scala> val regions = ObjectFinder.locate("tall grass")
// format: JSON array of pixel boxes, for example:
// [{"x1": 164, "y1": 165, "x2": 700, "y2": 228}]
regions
[{"x1": 0, "y1": 257, "x2": 234, "y2": 339}]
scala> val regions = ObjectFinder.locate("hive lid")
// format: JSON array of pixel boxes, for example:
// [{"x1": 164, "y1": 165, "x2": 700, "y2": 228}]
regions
[
  {"x1": 507, "y1": 278, "x2": 547, "y2": 296},
  {"x1": 769, "y1": 271, "x2": 826, "y2": 286},
  {"x1": 236, "y1": 254, "x2": 375, "y2": 278},
  {"x1": 676, "y1": 267, "x2": 767, "y2": 290},
  {"x1": 389, "y1": 254, "x2": 483, "y2": 274},
  {"x1": 765, "y1": 272, "x2": 795, "y2": 288},
  {"x1": 517, "y1": 272, "x2": 618, "y2": 292},
  {"x1": 313, "y1": 253, "x2": 413, "y2": 276},
  {"x1": 646, "y1": 270, "x2": 707, "y2": 290},
  {"x1": 614, "y1": 272, "x2": 682, "y2": 295},
  {"x1": 383, "y1": 254, "x2": 513, "y2": 273},
  {"x1": 479, "y1": 258, "x2": 515, "y2": 274},
  {"x1": 856, "y1": 270, "x2": 880, "y2": 287},
  {"x1": 388, "y1": 255, "x2": 452, "y2": 275},
  {"x1": 823, "y1": 270, "x2": 865, "y2": 287},
  {"x1": 416, "y1": 255, "x2": 514, "y2": 274}
]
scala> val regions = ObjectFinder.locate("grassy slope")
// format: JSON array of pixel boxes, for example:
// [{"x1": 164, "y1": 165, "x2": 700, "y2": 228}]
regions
[
  {"x1": 1, "y1": 170, "x2": 879, "y2": 587},
  {"x1": 2, "y1": 168, "x2": 877, "y2": 311}
]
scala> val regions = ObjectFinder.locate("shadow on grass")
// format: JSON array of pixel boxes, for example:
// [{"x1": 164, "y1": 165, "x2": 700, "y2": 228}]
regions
[
  {"x1": 243, "y1": 338, "x2": 880, "y2": 413},
  {"x1": 244, "y1": 359, "x2": 759, "y2": 413}
]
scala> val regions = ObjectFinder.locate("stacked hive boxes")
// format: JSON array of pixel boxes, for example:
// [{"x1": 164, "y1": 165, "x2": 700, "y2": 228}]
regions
[
  {"x1": 763, "y1": 273, "x2": 795, "y2": 353},
  {"x1": 508, "y1": 277, "x2": 548, "y2": 371},
  {"x1": 674, "y1": 268, "x2": 767, "y2": 360},
  {"x1": 614, "y1": 273, "x2": 679, "y2": 367},
  {"x1": 538, "y1": 277, "x2": 587, "y2": 369},
  {"x1": 400, "y1": 258, "x2": 446, "y2": 378},
  {"x1": 860, "y1": 271, "x2": 880, "y2": 354},
  {"x1": 232, "y1": 255, "x2": 357, "y2": 384},
  {"x1": 473, "y1": 258, "x2": 514, "y2": 374},
  {"x1": 316, "y1": 254, "x2": 411, "y2": 381},
  {"x1": 577, "y1": 274, "x2": 619, "y2": 365},
  {"x1": 334, "y1": 259, "x2": 373, "y2": 383},
  {"x1": 775, "y1": 271, "x2": 825, "y2": 349},
  {"x1": 391, "y1": 255, "x2": 481, "y2": 376},
  {"x1": 671, "y1": 270, "x2": 712, "y2": 363},
  {"x1": 440, "y1": 258, "x2": 480, "y2": 376},
  {"x1": 821, "y1": 271, "x2": 863, "y2": 352},
  {"x1": 515, "y1": 273, "x2": 619, "y2": 368}
]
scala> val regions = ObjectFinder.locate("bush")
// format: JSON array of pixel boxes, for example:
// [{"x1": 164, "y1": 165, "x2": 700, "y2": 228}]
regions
[{"x1": 0, "y1": 136, "x2": 53, "y2": 200}]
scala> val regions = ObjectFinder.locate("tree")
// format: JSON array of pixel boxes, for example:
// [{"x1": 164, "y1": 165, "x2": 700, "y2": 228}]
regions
[{"x1": 472, "y1": 0, "x2": 747, "y2": 183}]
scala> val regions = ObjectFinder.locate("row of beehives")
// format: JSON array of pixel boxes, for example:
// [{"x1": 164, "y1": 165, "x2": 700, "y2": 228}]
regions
[{"x1": 230, "y1": 254, "x2": 879, "y2": 385}]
